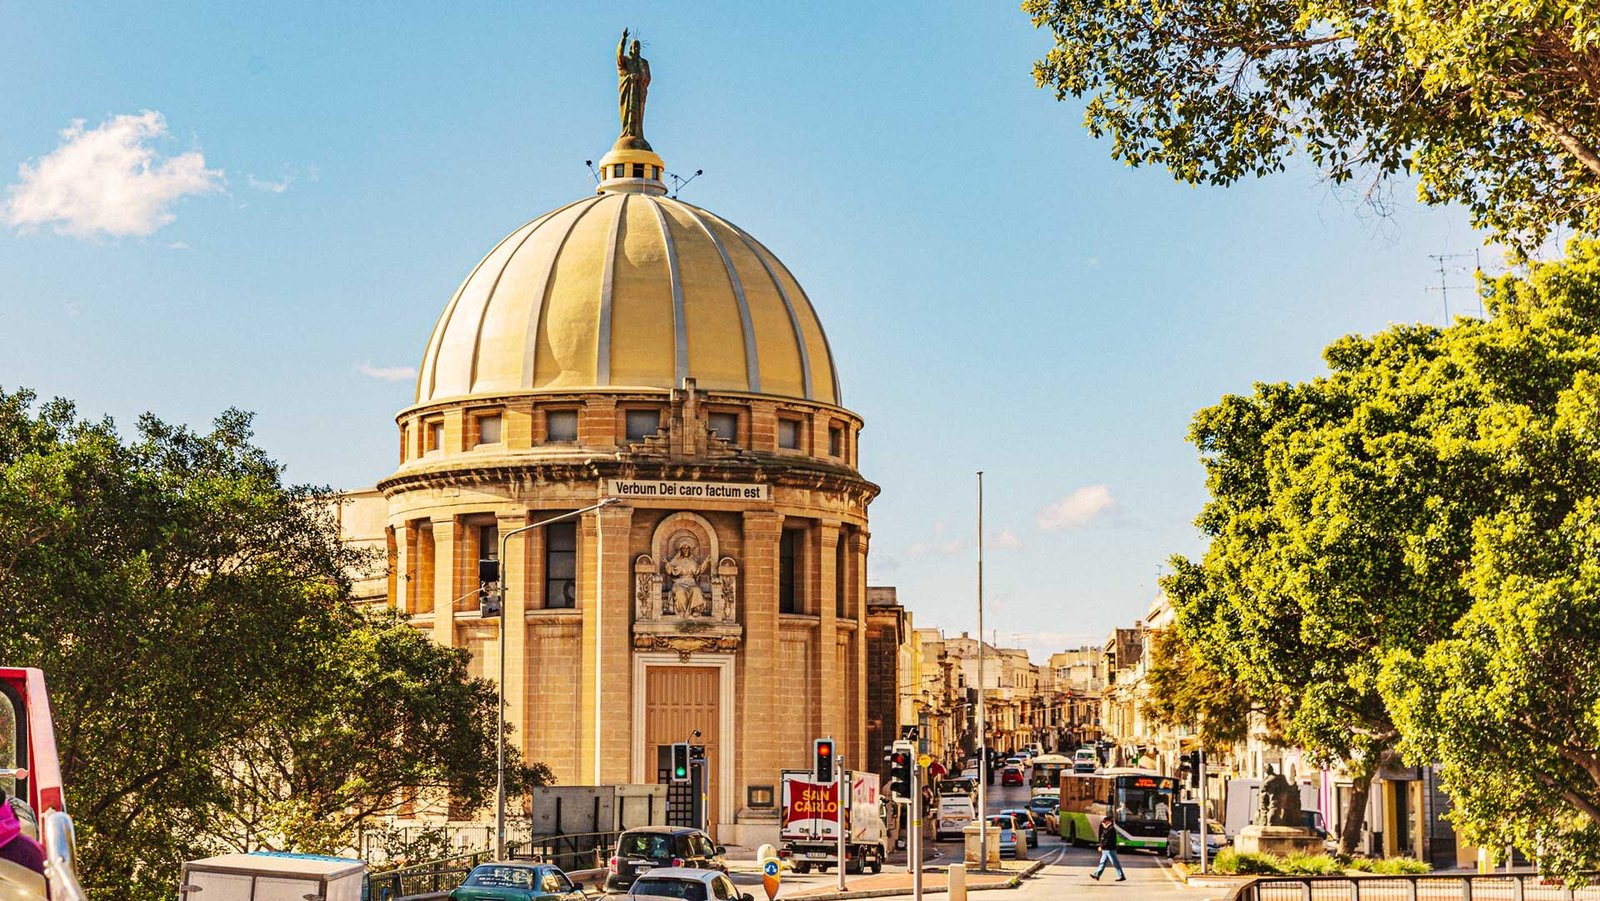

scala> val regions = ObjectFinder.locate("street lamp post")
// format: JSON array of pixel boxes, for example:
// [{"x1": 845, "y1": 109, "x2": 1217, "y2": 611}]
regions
[{"x1": 493, "y1": 497, "x2": 621, "y2": 860}]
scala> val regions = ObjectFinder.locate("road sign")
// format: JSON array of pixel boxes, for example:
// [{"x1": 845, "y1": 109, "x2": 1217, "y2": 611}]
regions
[
  {"x1": 763, "y1": 861, "x2": 779, "y2": 877},
  {"x1": 918, "y1": 753, "x2": 932, "y2": 768}
]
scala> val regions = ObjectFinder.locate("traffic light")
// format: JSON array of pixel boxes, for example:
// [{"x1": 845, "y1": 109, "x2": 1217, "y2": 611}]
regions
[
  {"x1": 884, "y1": 741, "x2": 913, "y2": 802},
  {"x1": 1183, "y1": 749, "x2": 1202, "y2": 788},
  {"x1": 814, "y1": 738, "x2": 836, "y2": 783},
  {"x1": 670, "y1": 742, "x2": 691, "y2": 784},
  {"x1": 478, "y1": 558, "x2": 502, "y2": 617}
]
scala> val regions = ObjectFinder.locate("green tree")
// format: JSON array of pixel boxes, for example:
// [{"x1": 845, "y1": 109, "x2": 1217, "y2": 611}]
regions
[
  {"x1": 1022, "y1": 0, "x2": 1600, "y2": 252},
  {"x1": 1161, "y1": 304, "x2": 1509, "y2": 854},
  {"x1": 1167, "y1": 240, "x2": 1600, "y2": 862},
  {"x1": 0, "y1": 390, "x2": 539, "y2": 900},
  {"x1": 1143, "y1": 625, "x2": 1257, "y2": 752},
  {"x1": 1380, "y1": 246, "x2": 1600, "y2": 876}
]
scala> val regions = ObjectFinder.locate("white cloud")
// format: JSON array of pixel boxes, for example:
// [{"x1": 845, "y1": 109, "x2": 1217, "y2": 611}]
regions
[
  {"x1": 167, "y1": 241, "x2": 189, "y2": 250},
  {"x1": 246, "y1": 173, "x2": 293, "y2": 194},
  {"x1": 905, "y1": 539, "x2": 963, "y2": 559},
  {"x1": 1036, "y1": 484, "x2": 1115, "y2": 530},
  {"x1": 4, "y1": 111, "x2": 223, "y2": 238},
  {"x1": 356, "y1": 362, "x2": 417, "y2": 382},
  {"x1": 994, "y1": 529, "x2": 1023, "y2": 549}
]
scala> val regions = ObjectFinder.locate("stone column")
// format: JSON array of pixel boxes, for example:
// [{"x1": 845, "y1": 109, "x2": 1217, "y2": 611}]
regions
[
  {"x1": 817, "y1": 521, "x2": 841, "y2": 744},
  {"x1": 431, "y1": 516, "x2": 458, "y2": 648},
  {"x1": 738, "y1": 511, "x2": 783, "y2": 818},
  {"x1": 498, "y1": 512, "x2": 531, "y2": 759}
]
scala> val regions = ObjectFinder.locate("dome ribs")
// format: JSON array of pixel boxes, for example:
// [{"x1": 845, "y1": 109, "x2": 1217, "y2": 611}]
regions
[
  {"x1": 666, "y1": 198, "x2": 761, "y2": 395},
  {"x1": 518, "y1": 197, "x2": 605, "y2": 388},
  {"x1": 645, "y1": 197, "x2": 690, "y2": 386},
  {"x1": 711, "y1": 213, "x2": 815, "y2": 402},
  {"x1": 595, "y1": 194, "x2": 629, "y2": 386},
  {"x1": 468, "y1": 197, "x2": 596, "y2": 394}
]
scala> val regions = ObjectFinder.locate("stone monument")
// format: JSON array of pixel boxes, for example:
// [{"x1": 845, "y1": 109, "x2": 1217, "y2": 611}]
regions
[{"x1": 1232, "y1": 766, "x2": 1324, "y2": 856}]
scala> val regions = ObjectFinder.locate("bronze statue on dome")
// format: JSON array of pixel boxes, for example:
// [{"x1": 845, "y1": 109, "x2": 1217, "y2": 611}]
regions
[{"x1": 616, "y1": 28, "x2": 652, "y2": 151}]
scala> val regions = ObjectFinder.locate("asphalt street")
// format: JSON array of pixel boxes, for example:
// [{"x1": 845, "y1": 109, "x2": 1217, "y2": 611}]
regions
[{"x1": 726, "y1": 781, "x2": 1205, "y2": 900}]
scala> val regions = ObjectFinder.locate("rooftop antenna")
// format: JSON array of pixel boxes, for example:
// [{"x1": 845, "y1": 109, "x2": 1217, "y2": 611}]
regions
[
  {"x1": 584, "y1": 160, "x2": 601, "y2": 185},
  {"x1": 668, "y1": 168, "x2": 703, "y2": 198},
  {"x1": 1427, "y1": 252, "x2": 1478, "y2": 324}
]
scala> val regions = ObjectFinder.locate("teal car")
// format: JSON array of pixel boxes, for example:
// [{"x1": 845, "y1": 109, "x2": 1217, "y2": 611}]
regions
[{"x1": 448, "y1": 862, "x2": 588, "y2": 901}]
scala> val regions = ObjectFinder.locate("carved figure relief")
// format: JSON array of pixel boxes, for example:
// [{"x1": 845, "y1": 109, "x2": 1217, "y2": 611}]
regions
[{"x1": 633, "y1": 512, "x2": 742, "y2": 657}]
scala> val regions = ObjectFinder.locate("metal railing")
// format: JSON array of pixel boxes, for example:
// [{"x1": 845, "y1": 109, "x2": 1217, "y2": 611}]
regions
[
  {"x1": 367, "y1": 830, "x2": 618, "y2": 901},
  {"x1": 368, "y1": 848, "x2": 499, "y2": 901},
  {"x1": 1234, "y1": 873, "x2": 1600, "y2": 901},
  {"x1": 510, "y1": 829, "x2": 619, "y2": 875}
]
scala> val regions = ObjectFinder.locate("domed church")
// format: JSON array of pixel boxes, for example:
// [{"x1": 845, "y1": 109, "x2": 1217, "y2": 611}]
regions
[{"x1": 363, "y1": 34, "x2": 878, "y2": 845}]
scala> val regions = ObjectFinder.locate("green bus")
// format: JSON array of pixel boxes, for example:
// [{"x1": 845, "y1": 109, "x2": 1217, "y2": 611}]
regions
[{"x1": 1057, "y1": 768, "x2": 1176, "y2": 851}]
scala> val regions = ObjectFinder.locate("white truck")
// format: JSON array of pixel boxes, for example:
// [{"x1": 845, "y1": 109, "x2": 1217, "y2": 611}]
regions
[
  {"x1": 780, "y1": 770, "x2": 888, "y2": 875},
  {"x1": 178, "y1": 852, "x2": 366, "y2": 901}
]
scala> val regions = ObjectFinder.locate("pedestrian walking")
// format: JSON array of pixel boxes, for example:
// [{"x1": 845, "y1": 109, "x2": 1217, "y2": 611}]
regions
[{"x1": 1089, "y1": 814, "x2": 1126, "y2": 881}]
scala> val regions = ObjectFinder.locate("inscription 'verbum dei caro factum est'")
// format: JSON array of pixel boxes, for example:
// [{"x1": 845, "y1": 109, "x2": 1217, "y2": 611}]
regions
[{"x1": 606, "y1": 479, "x2": 770, "y2": 501}]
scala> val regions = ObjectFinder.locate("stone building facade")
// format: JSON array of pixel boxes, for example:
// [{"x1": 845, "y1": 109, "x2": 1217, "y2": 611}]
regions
[{"x1": 346, "y1": 64, "x2": 879, "y2": 846}]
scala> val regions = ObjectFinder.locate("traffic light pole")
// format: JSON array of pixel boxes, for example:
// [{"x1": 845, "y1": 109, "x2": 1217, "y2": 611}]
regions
[
  {"x1": 837, "y1": 754, "x2": 847, "y2": 892},
  {"x1": 1198, "y1": 746, "x2": 1209, "y2": 875},
  {"x1": 911, "y1": 761, "x2": 922, "y2": 901}
]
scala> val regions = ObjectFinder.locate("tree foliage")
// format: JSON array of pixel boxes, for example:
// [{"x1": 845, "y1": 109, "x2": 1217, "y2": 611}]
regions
[
  {"x1": 1143, "y1": 626, "x2": 1257, "y2": 751},
  {"x1": 0, "y1": 391, "x2": 544, "y2": 900},
  {"x1": 1023, "y1": 0, "x2": 1600, "y2": 252},
  {"x1": 1379, "y1": 245, "x2": 1600, "y2": 877},
  {"x1": 1165, "y1": 240, "x2": 1600, "y2": 867}
]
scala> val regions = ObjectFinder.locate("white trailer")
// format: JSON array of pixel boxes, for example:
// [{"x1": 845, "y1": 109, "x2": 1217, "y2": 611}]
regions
[
  {"x1": 178, "y1": 852, "x2": 365, "y2": 901},
  {"x1": 779, "y1": 770, "x2": 888, "y2": 875}
]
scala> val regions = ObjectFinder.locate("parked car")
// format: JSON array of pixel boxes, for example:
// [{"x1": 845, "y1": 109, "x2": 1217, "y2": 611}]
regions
[
  {"x1": 1001, "y1": 808, "x2": 1040, "y2": 847},
  {"x1": 1000, "y1": 765, "x2": 1024, "y2": 786},
  {"x1": 449, "y1": 862, "x2": 586, "y2": 901},
  {"x1": 984, "y1": 814, "x2": 1019, "y2": 858},
  {"x1": 628, "y1": 868, "x2": 753, "y2": 901},
  {"x1": 1166, "y1": 819, "x2": 1228, "y2": 859},
  {"x1": 1025, "y1": 795, "x2": 1060, "y2": 832},
  {"x1": 606, "y1": 826, "x2": 726, "y2": 893}
]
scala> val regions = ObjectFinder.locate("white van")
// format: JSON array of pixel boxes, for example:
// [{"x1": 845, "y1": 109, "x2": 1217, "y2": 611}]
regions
[{"x1": 934, "y1": 792, "x2": 976, "y2": 841}]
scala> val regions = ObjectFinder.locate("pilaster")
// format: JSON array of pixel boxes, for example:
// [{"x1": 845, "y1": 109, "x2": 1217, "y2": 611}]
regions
[
  {"x1": 580, "y1": 503, "x2": 636, "y2": 784},
  {"x1": 738, "y1": 511, "x2": 783, "y2": 813},
  {"x1": 430, "y1": 516, "x2": 458, "y2": 647},
  {"x1": 817, "y1": 520, "x2": 841, "y2": 745},
  {"x1": 498, "y1": 512, "x2": 530, "y2": 758}
]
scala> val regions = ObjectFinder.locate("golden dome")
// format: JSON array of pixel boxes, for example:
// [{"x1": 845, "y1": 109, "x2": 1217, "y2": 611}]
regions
[{"x1": 414, "y1": 182, "x2": 841, "y2": 407}]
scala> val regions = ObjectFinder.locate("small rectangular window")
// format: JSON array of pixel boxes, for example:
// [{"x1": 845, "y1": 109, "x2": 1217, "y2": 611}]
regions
[
  {"x1": 476, "y1": 413, "x2": 502, "y2": 445},
  {"x1": 626, "y1": 409, "x2": 660, "y2": 442},
  {"x1": 779, "y1": 529, "x2": 801, "y2": 614},
  {"x1": 426, "y1": 419, "x2": 444, "y2": 452},
  {"x1": 545, "y1": 521, "x2": 577, "y2": 608},
  {"x1": 778, "y1": 418, "x2": 801, "y2": 450},
  {"x1": 708, "y1": 412, "x2": 739, "y2": 443},
  {"x1": 632, "y1": 163, "x2": 646, "y2": 178},
  {"x1": 652, "y1": 166, "x2": 661, "y2": 179},
  {"x1": 546, "y1": 409, "x2": 579, "y2": 443},
  {"x1": 829, "y1": 425, "x2": 844, "y2": 457}
]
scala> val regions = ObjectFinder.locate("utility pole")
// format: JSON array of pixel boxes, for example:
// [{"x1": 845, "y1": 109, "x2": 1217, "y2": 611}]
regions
[{"x1": 975, "y1": 470, "x2": 988, "y2": 872}]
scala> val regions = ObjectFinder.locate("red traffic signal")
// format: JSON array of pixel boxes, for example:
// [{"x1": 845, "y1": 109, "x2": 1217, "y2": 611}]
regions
[{"x1": 814, "y1": 738, "x2": 836, "y2": 783}]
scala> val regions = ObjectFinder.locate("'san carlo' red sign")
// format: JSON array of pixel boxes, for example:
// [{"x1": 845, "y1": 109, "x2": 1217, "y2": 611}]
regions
[
  {"x1": 785, "y1": 782, "x2": 841, "y2": 825},
  {"x1": 1132, "y1": 777, "x2": 1175, "y2": 790}
]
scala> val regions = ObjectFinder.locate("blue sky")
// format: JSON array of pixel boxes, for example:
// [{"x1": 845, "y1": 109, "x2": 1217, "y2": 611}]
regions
[{"x1": 0, "y1": 3, "x2": 1486, "y2": 660}]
